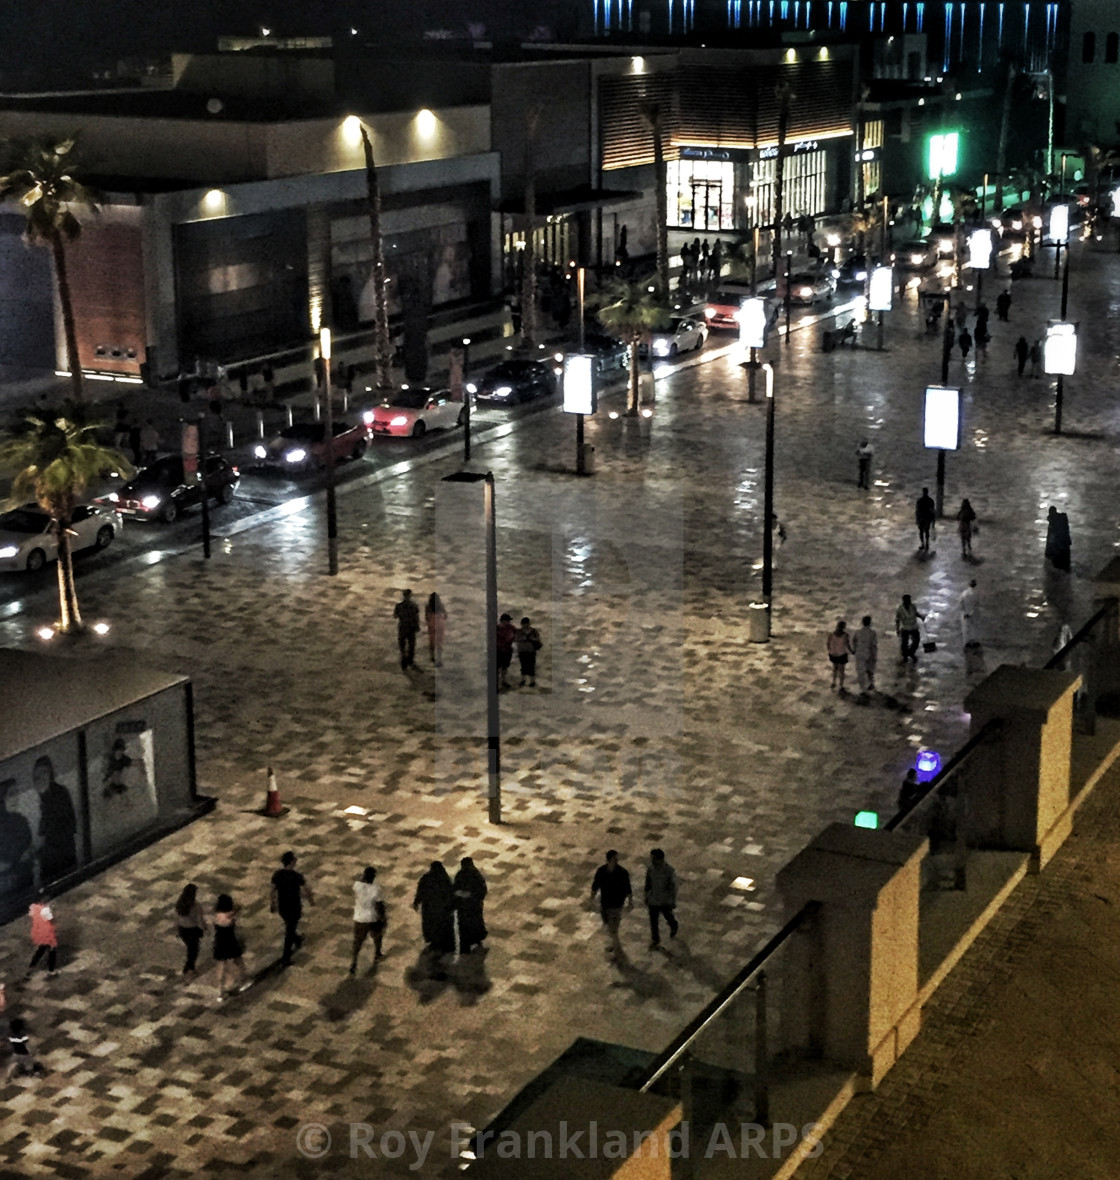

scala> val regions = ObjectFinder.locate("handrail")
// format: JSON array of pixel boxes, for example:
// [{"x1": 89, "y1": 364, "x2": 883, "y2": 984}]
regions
[
  {"x1": 884, "y1": 716, "x2": 1003, "y2": 831},
  {"x1": 1043, "y1": 599, "x2": 1116, "y2": 671},
  {"x1": 637, "y1": 900, "x2": 819, "y2": 1093}
]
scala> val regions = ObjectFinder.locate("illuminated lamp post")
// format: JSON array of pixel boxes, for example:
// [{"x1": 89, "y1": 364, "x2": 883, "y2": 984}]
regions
[
  {"x1": 1044, "y1": 320, "x2": 1076, "y2": 436},
  {"x1": 924, "y1": 384, "x2": 961, "y2": 520},
  {"x1": 563, "y1": 352, "x2": 596, "y2": 474},
  {"x1": 320, "y1": 327, "x2": 339, "y2": 576},
  {"x1": 868, "y1": 264, "x2": 893, "y2": 351},
  {"x1": 783, "y1": 250, "x2": 793, "y2": 342},
  {"x1": 967, "y1": 227, "x2": 993, "y2": 310},
  {"x1": 1050, "y1": 202, "x2": 1069, "y2": 281},
  {"x1": 739, "y1": 296, "x2": 768, "y2": 403}
]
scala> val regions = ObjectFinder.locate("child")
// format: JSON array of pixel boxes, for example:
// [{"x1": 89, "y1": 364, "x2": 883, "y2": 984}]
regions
[
  {"x1": 7, "y1": 1018, "x2": 44, "y2": 1078},
  {"x1": 25, "y1": 895, "x2": 58, "y2": 979}
]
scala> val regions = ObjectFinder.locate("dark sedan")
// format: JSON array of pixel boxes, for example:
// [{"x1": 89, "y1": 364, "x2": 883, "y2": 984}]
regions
[
  {"x1": 96, "y1": 454, "x2": 239, "y2": 524},
  {"x1": 469, "y1": 359, "x2": 557, "y2": 405},
  {"x1": 253, "y1": 420, "x2": 369, "y2": 471}
]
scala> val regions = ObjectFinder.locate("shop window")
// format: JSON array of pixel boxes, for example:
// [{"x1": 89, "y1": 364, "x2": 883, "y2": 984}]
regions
[
  {"x1": 1107, "y1": 32, "x2": 1118, "y2": 63},
  {"x1": 1083, "y1": 31, "x2": 1096, "y2": 63}
]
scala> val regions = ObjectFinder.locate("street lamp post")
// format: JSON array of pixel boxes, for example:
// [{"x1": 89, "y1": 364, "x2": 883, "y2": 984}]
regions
[
  {"x1": 575, "y1": 267, "x2": 586, "y2": 474},
  {"x1": 783, "y1": 251, "x2": 793, "y2": 342},
  {"x1": 1044, "y1": 319, "x2": 1077, "y2": 435},
  {"x1": 459, "y1": 337, "x2": 472, "y2": 462},
  {"x1": 319, "y1": 327, "x2": 339, "y2": 576},
  {"x1": 762, "y1": 361, "x2": 775, "y2": 606},
  {"x1": 197, "y1": 414, "x2": 211, "y2": 559},
  {"x1": 442, "y1": 471, "x2": 501, "y2": 823}
]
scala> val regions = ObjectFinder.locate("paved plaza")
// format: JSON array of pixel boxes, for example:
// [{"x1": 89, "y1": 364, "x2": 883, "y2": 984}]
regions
[{"x1": 0, "y1": 239, "x2": 1118, "y2": 1177}]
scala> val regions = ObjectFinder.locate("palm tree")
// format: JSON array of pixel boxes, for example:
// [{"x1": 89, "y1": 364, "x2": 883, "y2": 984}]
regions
[
  {"x1": 641, "y1": 102, "x2": 671, "y2": 296},
  {"x1": 0, "y1": 410, "x2": 131, "y2": 633},
  {"x1": 595, "y1": 278, "x2": 671, "y2": 415},
  {"x1": 772, "y1": 81, "x2": 794, "y2": 273},
  {"x1": 358, "y1": 126, "x2": 394, "y2": 391},
  {"x1": 519, "y1": 106, "x2": 543, "y2": 350},
  {"x1": 0, "y1": 136, "x2": 101, "y2": 403}
]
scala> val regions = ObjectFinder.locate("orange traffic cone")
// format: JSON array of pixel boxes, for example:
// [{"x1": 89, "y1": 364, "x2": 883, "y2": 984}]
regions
[{"x1": 262, "y1": 767, "x2": 287, "y2": 817}]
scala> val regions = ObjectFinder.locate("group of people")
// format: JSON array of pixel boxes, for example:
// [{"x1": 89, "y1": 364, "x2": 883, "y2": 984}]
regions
[
  {"x1": 826, "y1": 592, "x2": 937, "y2": 698},
  {"x1": 678, "y1": 238, "x2": 724, "y2": 289},
  {"x1": 394, "y1": 589, "x2": 448, "y2": 669},
  {"x1": 167, "y1": 851, "x2": 490, "y2": 1003},
  {"x1": 590, "y1": 848, "x2": 680, "y2": 961}
]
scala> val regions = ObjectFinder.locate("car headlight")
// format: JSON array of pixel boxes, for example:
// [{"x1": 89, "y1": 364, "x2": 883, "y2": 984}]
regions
[
  {"x1": 254, "y1": 444, "x2": 267, "y2": 459},
  {"x1": 652, "y1": 340, "x2": 670, "y2": 356},
  {"x1": 491, "y1": 386, "x2": 512, "y2": 398},
  {"x1": 796, "y1": 287, "x2": 812, "y2": 298},
  {"x1": 466, "y1": 382, "x2": 477, "y2": 394},
  {"x1": 285, "y1": 448, "x2": 307, "y2": 464},
  {"x1": 105, "y1": 491, "x2": 120, "y2": 503},
  {"x1": 855, "y1": 270, "x2": 867, "y2": 281},
  {"x1": 389, "y1": 415, "x2": 408, "y2": 427},
  {"x1": 362, "y1": 410, "x2": 374, "y2": 425},
  {"x1": 704, "y1": 307, "x2": 717, "y2": 319},
  {"x1": 141, "y1": 495, "x2": 162, "y2": 510},
  {"x1": 910, "y1": 253, "x2": 925, "y2": 266},
  {"x1": 0, "y1": 545, "x2": 18, "y2": 559}
]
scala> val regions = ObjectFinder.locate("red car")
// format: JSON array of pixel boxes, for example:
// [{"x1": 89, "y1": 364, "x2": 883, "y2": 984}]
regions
[{"x1": 253, "y1": 420, "x2": 369, "y2": 471}]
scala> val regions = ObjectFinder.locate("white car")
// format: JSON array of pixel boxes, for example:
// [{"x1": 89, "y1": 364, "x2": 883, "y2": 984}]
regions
[
  {"x1": 0, "y1": 504, "x2": 122, "y2": 573},
  {"x1": 645, "y1": 316, "x2": 709, "y2": 358},
  {"x1": 364, "y1": 387, "x2": 466, "y2": 438}
]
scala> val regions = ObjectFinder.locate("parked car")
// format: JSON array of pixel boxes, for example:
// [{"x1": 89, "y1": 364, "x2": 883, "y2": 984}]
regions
[
  {"x1": 469, "y1": 359, "x2": 557, "y2": 405},
  {"x1": 253, "y1": 420, "x2": 369, "y2": 471},
  {"x1": 96, "y1": 453, "x2": 239, "y2": 523},
  {"x1": 833, "y1": 253, "x2": 869, "y2": 288},
  {"x1": 700, "y1": 282, "x2": 758, "y2": 330},
  {"x1": 893, "y1": 239, "x2": 937, "y2": 271},
  {"x1": 580, "y1": 332, "x2": 631, "y2": 374},
  {"x1": 642, "y1": 316, "x2": 709, "y2": 358},
  {"x1": 0, "y1": 504, "x2": 122, "y2": 573},
  {"x1": 774, "y1": 270, "x2": 835, "y2": 305},
  {"x1": 928, "y1": 223, "x2": 958, "y2": 257},
  {"x1": 364, "y1": 387, "x2": 466, "y2": 438}
]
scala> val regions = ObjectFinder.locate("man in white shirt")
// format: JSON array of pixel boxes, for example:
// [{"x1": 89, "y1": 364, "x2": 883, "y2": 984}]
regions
[
  {"x1": 850, "y1": 615, "x2": 879, "y2": 698},
  {"x1": 350, "y1": 866, "x2": 386, "y2": 974},
  {"x1": 959, "y1": 579, "x2": 980, "y2": 648}
]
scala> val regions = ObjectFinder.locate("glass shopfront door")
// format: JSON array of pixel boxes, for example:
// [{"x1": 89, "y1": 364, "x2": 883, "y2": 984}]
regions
[{"x1": 690, "y1": 181, "x2": 723, "y2": 231}]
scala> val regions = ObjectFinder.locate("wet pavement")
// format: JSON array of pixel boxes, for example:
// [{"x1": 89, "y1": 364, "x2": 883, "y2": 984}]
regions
[{"x1": 0, "y1": 236, "x2": 1118, "y2": 1177}]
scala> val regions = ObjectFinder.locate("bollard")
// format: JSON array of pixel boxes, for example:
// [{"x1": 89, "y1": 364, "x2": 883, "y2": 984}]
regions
[
  {"x1": 286, "y1": 403, "x2": 294, "y2": 427},
  {"x1": 341, "y1": 390, "x2": 349, "y2": 413},
  {"x1": 313, "y1": 396, "x2": 321, "y2": 422},
  {"x1": 226, "y1": 420, "x2": 234, "y2": 450},
  {"x1": 256, "y1": 411, "x2": 265, "y2": 439}
]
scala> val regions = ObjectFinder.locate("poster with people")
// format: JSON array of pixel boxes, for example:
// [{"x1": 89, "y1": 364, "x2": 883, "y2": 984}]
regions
[
  {"x1": 0, "y1": 738, "x2": 83, "y2": 902},
  {"x1": 87, "y1": 719, "x2": 159, "y2": 859}
]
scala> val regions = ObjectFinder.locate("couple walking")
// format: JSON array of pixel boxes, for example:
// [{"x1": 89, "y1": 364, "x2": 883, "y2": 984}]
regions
[
  {"x1": 394, "y1": 590, "x2": 448, "y2": 669},
  {"x1": 496, "y1": 614, "x2": 542, "y2": 688},
  {"x1": 591, "y1": 848, "x2": 680, "y2": 960},
  {"x1": 413, "y1": 857, "x2": 489, "y2": 958},
  {"x1": 827, "y1": 617, "x2": 878, "y2": 698}
]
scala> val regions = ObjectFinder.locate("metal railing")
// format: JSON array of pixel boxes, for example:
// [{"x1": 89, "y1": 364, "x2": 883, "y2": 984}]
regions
[{"x1": 1043, "y1": 598, "x2": 1120, "y2": 735}]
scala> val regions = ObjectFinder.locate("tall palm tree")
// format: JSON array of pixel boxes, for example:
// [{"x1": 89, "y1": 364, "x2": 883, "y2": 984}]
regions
[
  {"x1": 641, "y1": 102, "x2": 670, "y2": 296},
  {"x1": 520, "y1": 106, "x2": 542, "y2": 350},
  {"x1": 772, "y1": 82, "x2": 794, "y2": 275},
  {"x1": 0, "y1": 136, "x2": 101, "y2": 403},
  {"x1": 0, "y1": 410, "x2": 130, "y2": 633},
  {"x1": 358, "y1": 126, "x2": 394, "y2": 391},
  {"x1": 595, "y1": 278, "x2": 671, "y2": 415}
]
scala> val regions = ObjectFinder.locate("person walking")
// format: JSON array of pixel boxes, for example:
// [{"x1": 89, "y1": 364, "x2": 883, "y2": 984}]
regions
[
  {"x1": 496, "y1": 613, "x2": 516, "y2": 689},
  {"x1": 915, "y1": 487, "x2": 936, "y2": 551},
  {"x1": 1045, "y1": 505, "x2": 1072, "y2": 571},
  {"x1": 174, "y1": 883, "x2": 207, "y2": 977},
  {"x1": 591, "y1": 850, "x2": 632, "y2": 962},
  {"x1": 957, "y1": 497, "x2": 977, "y2": 558},
  {"x1": 514, "y1": 616, "x2": 542, "y2": 688},
  {"x1": 394, "y1": 589, "x2": 421, "y2": 670},
  {"x1": 1014, "y1": 335, "x2": 1030, "y2": 376},
  {"x1": 1029, "y1": 338, "x2": 1042, "y2": 377},
  {"x1": 24, "y1": 893, "x2": 58, "y2": 980},
  {"x1": 425, "y1": 592, "x2": 447, "y2": 667},
  {"x1": 349, "y1": 866, "x2": 386, "y2": 975},
  {"x1": 644, "y1": 848, "x2": 679, "y2": 950},
  {"x1": 958, "y1": 327, "x2": 972, "y2": 359},
  {"x1": 827, "y1": 620, "x2": 854, "y2": 692},
  {"x1": 453, "y1": 857, "x2": 488, "y2": 955},
  {"x1": 413, "y1": 862, "x2": 456, "y2": 957},
  {"x1": 139, "y1": 419, "x2": 161, "y2": 465},
  {"x1": 895, "y1": 594, "x2": 926, "y2": 663},
  {"x1": 270, "y1": 850, "x2": 313, "y2": 968},
  {"x1": 959, "y1": 579, "x2": 980, "y2": 648},
  {"x1": 898, "y1": 769, "x2": 923, "y2": 813},
  {"x1": 995, "y1": 289, "x2": 1012, "y2": 321},
  {"x1": 212, "y1": 893, "x2": 248, "y2": 1001},
  {"x1": 7, "y1": 1017, "x2": 45, "y2": 1078},
  {"x1": 850, "y1": 616, "x2": 878, "y2": 699},
  {"x1": 856, "y1": 440, "x2": 874, "y2": 489}
]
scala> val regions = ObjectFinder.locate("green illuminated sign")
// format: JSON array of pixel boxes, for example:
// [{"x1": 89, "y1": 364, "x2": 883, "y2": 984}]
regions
[
  {"x1": 854, "y1": 810, "x2": 879, "y2": 829},
  {"x1": 928, "y1": 132, "x2": 959, "y2": 180}
]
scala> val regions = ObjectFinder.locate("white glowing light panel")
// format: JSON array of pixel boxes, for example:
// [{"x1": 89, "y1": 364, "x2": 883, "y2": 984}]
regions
[{"x1": 924, "y1": 385, "x2": 961, "y2": 451}]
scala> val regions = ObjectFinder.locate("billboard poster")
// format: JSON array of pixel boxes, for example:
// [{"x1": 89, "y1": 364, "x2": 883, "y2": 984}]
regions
[{"x1": 87, "y1": 718, "x2": 159, "y2": 859}]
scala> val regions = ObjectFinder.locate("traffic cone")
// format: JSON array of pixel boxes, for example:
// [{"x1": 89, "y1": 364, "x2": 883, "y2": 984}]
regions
[{"x1": 262, "y1": 767, "x2": 287, "y2": 818}]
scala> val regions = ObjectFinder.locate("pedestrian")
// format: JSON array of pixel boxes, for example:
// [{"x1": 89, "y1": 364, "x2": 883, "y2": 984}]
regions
[
  {"x1": 856, "y1": 439, "x2": 874, "y2": 489},
  {"x1": 915, "y1": 487, "x2": 936, "y2": 551},
  {"x1": 270, "y1": 850, "x2": 313, "y2": 968},
  {"x1": 644, "y1": 848, "x2": 679, "y2": 950},
  {"x1": 261, "y1": 361, "x2": 275, "y2": 401},
  {"x1": 975, "y1": 326, "x2": 990, "y2": 360},
  {"x1": 496, "y1": 613, "x2": 516, "y2": 689},
  {"x1": 895, "y1": 594, "x2": 926, "y2": 663},
  {"x1": 591, "y1": 850, "x2": 632, "y2": 962},
  {"x1": 850, "y1": 615, "x2": 878, "y2": 699},
  {"x1": 827, "y1": 619, "x2": 854, "y2": 692},
  {"x1": 1014, "y1": 335, "x2": 1030, "y2": 376},
  {"x1": 898, "y1": 769, "x2": 923, "y2": 814},
  {"x1": 7, "y1": 1018, "x2": 44, "y2": 1078},
  {"x1": 975, "y1": 303, "x2": 990, "y2": 333},
  {"x1": 394, "y1": 588, "x2": 421, "y2": 670},
  {"x1": 996, "y1": 289, "x2": 1012, "y2": 321},
  {"x1": 957, "y1": 497, "x2": 977, "y2": 558},
  {"x1": 1051, "y1": 621, "x2": 1074, "y2": 669},
  {"x1": 959, "y1": 579, "x2": 980, "y2": 648},
  {"x1": 958, "y1": 328, "x2": 972, "y2": 359},
  {"x1": 1029, "y1": 339, "x2": 1042, "y2": 377},
  {"x1": 453, "y1": 856, "x2": 488, "y2": 955},
  {"x1": 954, "y1": 302, "x2": 968, "y2": 330},
  {"x1": 711, "y1": 238, "x2": 723, "y2": 283},
  {"x1": 412, "y1": 861, "x2": 456, "y2": 957},
  {"x1": 139, "y1": 419, "x2": 160, "y2": 464},
  {"x1": 514, "y1": 616, "x2": 542, "y2": 688},
  {"x1": 1045, "y1": 505, "x2": 1072, "y2": 572},
  {"x1": 313, "y1": 354, "x2": 325, "y2": 390},
  {"x1": 699, "y1": 239, "x2": 710, "y2": 278},
  {"x1": 425, "y1": 592, "x2": 447, "y2": 667},
  {"x1": 237, "y1": 368, "x2": 249, "y2": 398},
  {"x1": 679, "y1": 242, "x2": 693, "y2": 288},
  {"x1": 24, "y1": 892, "x2": 58, "y2": 980},
  {"x1": 349, "y1": 866, "x2": 386, "y2": 974},
  {"x1": 212, "y1": 893, "x2": 248, "y2": 1001},
  {"x1": 173, "y1": 882, "x2": 207, "y2": 977}
]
